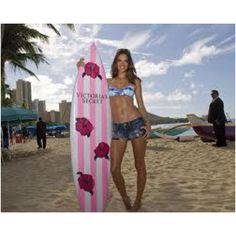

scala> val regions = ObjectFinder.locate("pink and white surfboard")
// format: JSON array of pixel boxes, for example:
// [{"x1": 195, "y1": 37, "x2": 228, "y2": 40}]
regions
[{"x1": 70, "y1": 43, "x2": 111, "y2": 212}]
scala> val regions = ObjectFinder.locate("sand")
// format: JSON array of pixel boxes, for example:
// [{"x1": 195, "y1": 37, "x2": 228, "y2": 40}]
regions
[{"x1": 1, "y1": 136, "x2": 235, "y2": 212}]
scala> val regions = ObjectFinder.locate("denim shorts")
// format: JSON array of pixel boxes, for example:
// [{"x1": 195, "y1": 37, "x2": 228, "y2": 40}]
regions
[{"x1": 112, "y1": 117, "x2": 146, "y2": 140}]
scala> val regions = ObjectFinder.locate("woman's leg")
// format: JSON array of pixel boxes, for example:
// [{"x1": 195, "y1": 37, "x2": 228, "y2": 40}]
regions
[
  {"x1": 131, "y1": 137, "x2": 147, "y2": 211},
  {"x1": 110, "y1": 139, "x2": 131, "y2": 210}
]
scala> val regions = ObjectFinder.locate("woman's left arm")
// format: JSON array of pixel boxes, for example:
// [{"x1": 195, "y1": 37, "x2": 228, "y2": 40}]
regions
[{"x1": 134, "y1": 79, "x2": 151, "y2": 138}]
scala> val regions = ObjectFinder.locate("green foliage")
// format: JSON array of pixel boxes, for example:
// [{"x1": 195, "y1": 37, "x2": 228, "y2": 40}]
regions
[
  {"x1": 1, "y1": 83, "x2": 15, "y2": 107},
  {"x1": 1, "y1": 24, "x2": 49, "y2": 102},
  {"x1": 1, "y1": 24, "x2": 74, "y2": 103},
  {"x1": 21, "y1": 101, "x2": 28, "y2": 109}
]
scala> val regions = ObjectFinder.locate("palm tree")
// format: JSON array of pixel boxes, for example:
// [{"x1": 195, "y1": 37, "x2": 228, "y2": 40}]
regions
[
  {"x1": 1, "y1": 83, "x2": 15, "y2": 107},
  {"x1": 1, "y1": 24, "x2": 75, "y2": 104},
  {"x1": 1, "y1": 24, "x2": 49, "y2": 101},
  {"x1": 46, "y1": 24, "x2": 75, "y2": 36}
]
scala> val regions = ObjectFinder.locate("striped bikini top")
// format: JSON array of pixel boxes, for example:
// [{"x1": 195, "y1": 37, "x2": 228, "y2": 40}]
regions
[{"x1": 108, "y1": 84, "x2": 135, "y2": 97}]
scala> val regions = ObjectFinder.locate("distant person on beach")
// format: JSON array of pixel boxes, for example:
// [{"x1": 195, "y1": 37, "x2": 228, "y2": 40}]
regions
[
  {"x1": 208, "y1": 90, "x2": 227, "y2": 147},
  {"x1": 36, "y1": 117, "x2": 47, "y2": 149},
  {"x1": 2, "y1": 125, "x2": 9, "y2": 149},
  {"x1": 77, "y1": 49, "x2": 151, "y2": 211},
  {"x1": 9, "y1": 126, "x2": 13, "y2": 145},
  {"x1": 22, "y1": 125, "x2": 29, "y2": 143}
]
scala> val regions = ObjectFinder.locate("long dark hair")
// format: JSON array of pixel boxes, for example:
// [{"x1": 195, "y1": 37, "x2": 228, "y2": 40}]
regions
[{"x1": 111, "y1": 48, "x2": 140, "y2": 84}]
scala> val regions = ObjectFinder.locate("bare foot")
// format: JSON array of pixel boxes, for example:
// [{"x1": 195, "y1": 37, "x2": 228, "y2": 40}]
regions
[
  {"x1": 122, "y1": 196, "x2": 132, "y2": 211},
  {"x1": 131, "y1": 200, "x2": 141, "y2": 212}
]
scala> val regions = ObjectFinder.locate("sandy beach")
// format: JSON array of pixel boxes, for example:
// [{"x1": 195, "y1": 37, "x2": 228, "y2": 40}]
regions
[{"x1": 1, "y1": 136, "x2": 235, "y2": 212}]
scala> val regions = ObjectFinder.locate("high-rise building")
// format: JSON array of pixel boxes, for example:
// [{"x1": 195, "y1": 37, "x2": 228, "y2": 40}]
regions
[
  {"x1": 32, "y1": 99, "x2": 46, "y2": 119},
  {"x1": 16, "y1": 79, "x2": 32, "y2": 109},
  {"x1": 38, "y1": 100, "x2": 46, "y2": 117},
  {"x1": 49, "y1": 110, "x2": 60, "y2": 123},
  {"x1": 59, "y1": 100, "x2": 71, "y2": 124},
  {"x1": 31, "y1": 99, "x2": 39, "y2": 113},
  {"x1": 42, "y1": 111, "x2": 50, "y2": 123}
]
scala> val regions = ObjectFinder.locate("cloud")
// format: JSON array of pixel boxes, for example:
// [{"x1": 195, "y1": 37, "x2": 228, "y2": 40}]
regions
[
  {"x1": 90, "y1": 25, "x2": 103, "y2": 38},
  {"x1": 24, "y1": 75, "x2": 72, "y2": 111},
  {"x1": 165, "y1": 90, "x2": 192, "y2": 102},
  {"x1": 187, "y1": 28, "x2": 203, "y2": 38},
  {"x1": 156, "y1": 35, "x2": 166, "y2": 45},
  {"x1": 135, "y1": 35, "x2": 234, "y2": 78},
  {"x1": 28, "y1": 25, "x2": 154, "y2": 78},
  {"x1": 184, "y1": 70, "x2": 195, "y2": 78},
  {"x1": 122, "y1": 30, "x2": 151, "y2": 50},
  {"x1": 135, "y1": 59, "x2": 172, "y2": 78},
  {"x1": 192, "y1": 90, "x2": 198, "y2": 95},
  {"x1": 144, "y1": 92, "x2": 164, "y2": 103},
  {"x1": 147, "y1": 35, "x2": 166, "y2": 47},
  {"x1": 95, "y1": 38, "x2": 122, "y2": 48},
  {"x1": 143, "y1": 89, "x2": 192, "y2": 103},
  {"x1": 63, "y1": 75, "x2": 74, "y2": 85},
  {"x1": 142, "y1": 89, "x2": 192, "y2": 116},
  {"x1": 76, "y1": 24, "x2": 102, "y2": 38},
  {"x1": 143, "y1": 81, "x2": 156, "y2": 90},
  {"x1": 96, "y1": 29, "x2": 152, "y2": 51},
  {"x1": 28, "y1": 24, "x2": 78, "y2": 61},
  {"x1": 174, "y1": 36, "x2": 218, "y2": 66},
  {"x1": 174, "y1": 35, "x2": 234, "y2": 66},
  {"x1": 217, "y1": 34, "x2": 235, "y2": 47},
  {"x1": 181, "y1": 79, "x2": 201, "y2": 95},
  {"x1": 190, "y1": 82, "x2": 196, "y2": 89}
]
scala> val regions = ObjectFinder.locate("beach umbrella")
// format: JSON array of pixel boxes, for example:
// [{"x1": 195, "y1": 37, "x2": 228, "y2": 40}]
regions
[
  {"x1": 1, "y1": 107, "x2": 37, "y2": 123},
  {"x1": 47, "y1": 125, "x2": 67, "y2": 131}
]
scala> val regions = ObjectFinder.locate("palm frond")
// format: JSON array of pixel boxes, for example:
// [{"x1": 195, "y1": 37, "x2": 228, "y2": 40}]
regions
[
  {"x1": 46, "y1": 23, "x2": 75, "y2": 35},
  {"x1": 10, "y1": 60, "x2": 40, "y2": 81},
  {"x1": 46, "y1": 24, "x2": 61, "y2": 36},
  {"x1": 13, "y1": 52, "x2": 49, "y2": 68},
  {"x1": 66, "y1": 24, "x2": 75, "y2": 31}
]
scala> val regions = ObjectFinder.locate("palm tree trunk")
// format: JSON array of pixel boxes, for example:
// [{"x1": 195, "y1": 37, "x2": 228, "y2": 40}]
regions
[
  {"x1": 1, "y1": 24, "x2": 5, "y2": 46},
  {"x1": 1, "y1": 24, "x2": 6, "y2": 101},
  {"x1": 1, "y1": 59, "x2": 6, "y2": 101}
]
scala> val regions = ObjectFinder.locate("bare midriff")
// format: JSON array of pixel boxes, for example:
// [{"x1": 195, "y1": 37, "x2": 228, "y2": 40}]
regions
[{"x1": 109, "y1": 95, "x2": 141, "y2": 123}]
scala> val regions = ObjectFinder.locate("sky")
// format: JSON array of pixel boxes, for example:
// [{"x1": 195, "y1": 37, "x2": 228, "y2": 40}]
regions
[{"x1": 5, "y1": 24, "x2": 235, "y2": 118}]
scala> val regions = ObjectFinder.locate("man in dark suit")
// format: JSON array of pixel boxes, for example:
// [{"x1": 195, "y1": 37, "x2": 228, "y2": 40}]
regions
[
  {"x1": 208, "y1": 90, "x2": 227, "y2": 147},
  {"x1": 36, "y1": 117, "x2": 47, "y2": 149}
]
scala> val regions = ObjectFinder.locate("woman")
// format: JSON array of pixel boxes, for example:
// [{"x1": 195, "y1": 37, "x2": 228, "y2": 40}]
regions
[
  {"x1": 108, "y1": 49, "x2": 151, "y2": 211},
  {"x1": 77, "y1": 49, "x2": 151, "y2": 211}
]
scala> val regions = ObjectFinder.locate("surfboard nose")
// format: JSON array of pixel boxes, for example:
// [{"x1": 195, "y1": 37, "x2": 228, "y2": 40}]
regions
[{"x1": 90, "y1": 42, "x2": 96, "y2": 54}]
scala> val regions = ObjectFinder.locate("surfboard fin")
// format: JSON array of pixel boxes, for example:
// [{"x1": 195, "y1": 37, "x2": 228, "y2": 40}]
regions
[
  {"x1": 98, "y1": 74, "x2": 103, "y2": 80},
  {"x1": 105, "y1": 155, "x2": 109, "y2": 160}
]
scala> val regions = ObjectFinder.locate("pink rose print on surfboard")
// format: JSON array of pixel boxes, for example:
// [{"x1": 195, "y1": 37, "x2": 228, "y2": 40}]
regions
[
  {"x1": 76, "y1": 117, "x2": 94, "y2": 137},
  {"x1": 82, "y1": 62, "x2": 103, "y2": 80},
  {"x1": 94, "y1": 142, "x2": 110, "y2": 160},
  {"x1": 77, "y1": 172, "x2": 95, "y2": 195},
  {"x1": 70, "y1": 43, "x2": 112, "y2": 212}
]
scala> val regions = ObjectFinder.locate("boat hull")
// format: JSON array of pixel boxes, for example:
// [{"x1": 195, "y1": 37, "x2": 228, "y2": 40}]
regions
[
  {"x1": 187, "y1": 114, "x2": 235, "y2": 141},
  {"x1": 192, "y1": 124, "x2": 235, "y2": 141}
]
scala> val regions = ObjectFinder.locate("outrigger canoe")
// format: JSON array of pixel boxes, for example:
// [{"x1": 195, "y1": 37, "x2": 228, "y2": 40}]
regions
[{"x1": 187, "y1": 114, "x2": 235, "y2": 141}]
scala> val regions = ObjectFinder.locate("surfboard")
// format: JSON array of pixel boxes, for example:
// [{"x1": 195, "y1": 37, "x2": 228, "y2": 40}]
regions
[{"x1": 70, "y1": 43, "x2": 112, "y2": 212}]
